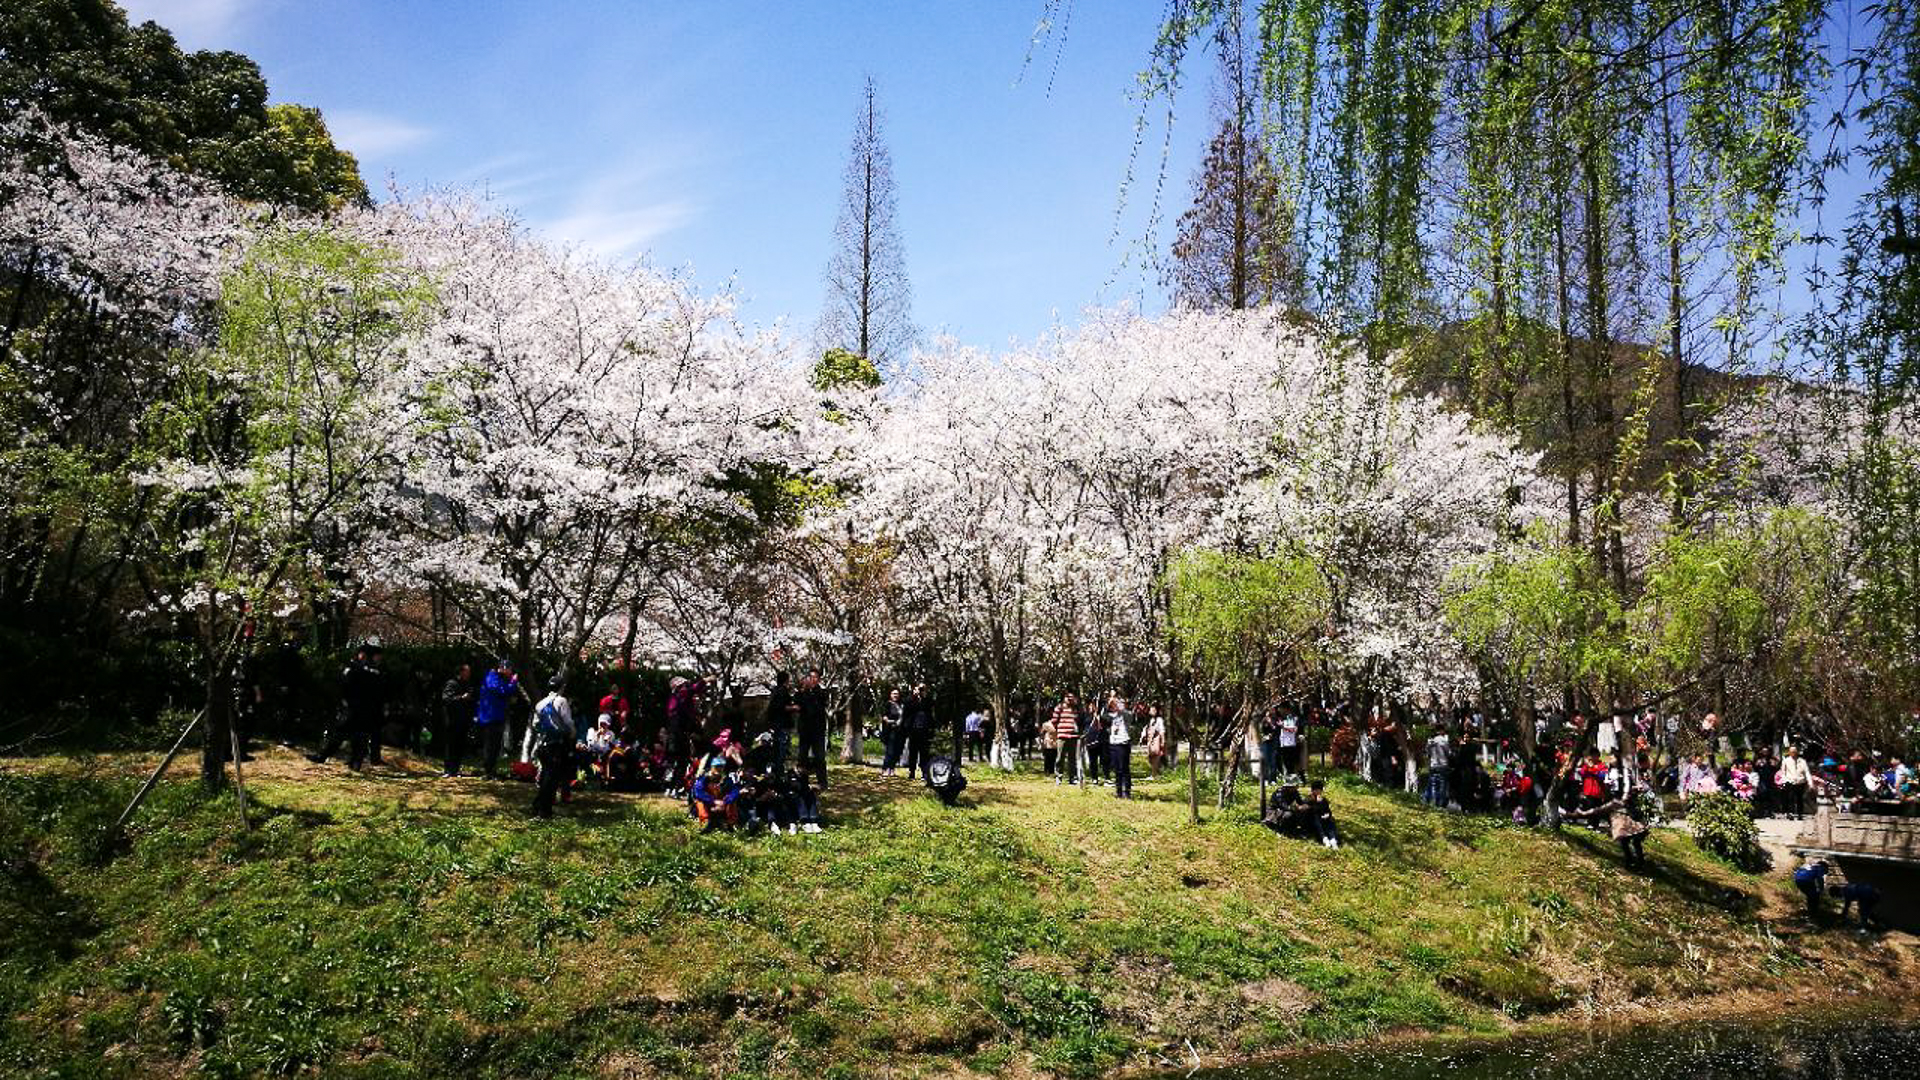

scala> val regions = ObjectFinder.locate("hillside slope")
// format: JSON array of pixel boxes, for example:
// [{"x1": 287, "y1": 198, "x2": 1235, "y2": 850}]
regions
[{"x1": 0, "y1": 750, "x2": 1905, "y2": 1079}]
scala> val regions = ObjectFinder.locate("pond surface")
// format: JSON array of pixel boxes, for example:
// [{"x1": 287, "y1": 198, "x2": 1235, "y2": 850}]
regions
[{"x1": 1178, "y1": 1008, "x2": 1918, "y2": 1080}]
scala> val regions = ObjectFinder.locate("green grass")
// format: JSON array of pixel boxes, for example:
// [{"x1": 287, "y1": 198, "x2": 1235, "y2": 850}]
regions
[{"x1": 0, "y1": 750, "x2": 1877, "y2": 1078}]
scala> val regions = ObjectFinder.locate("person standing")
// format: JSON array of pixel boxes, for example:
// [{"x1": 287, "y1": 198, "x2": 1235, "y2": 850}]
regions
[
  {"x1": 665, "y1": 676, "x2": 702, "y2": 780},
  {"x1": 765, "y1": 671, "x2": 796, "y2": 773},
  {"x1": 469, "y1": 659, "x2": 517, "y2": 779},
  {"x1": 598, "y1": 682, "x2": 631, "y2": 738},
  {"x1": 1278, "y1": 707, "x2": 1302, "y2": 778},
  {"x1": 964, "y1": 706, "x2": 986, "y2": 762},
  {"x1": 1257, "y1": 707, "x2": 1280, "y2": 784},
  {"x1": 904, "y1": 683, "x2": 933, "y2": 781},
  {"x1": 1144, "y1": 708, "x2": 1168, "y2": 779},
  {"x1": 1778, "y1": 746, "x2": 1811, "y2": 820},
  {"x1": 310, "y1": 640, "x2": 387, "y2": 771},
  {"x1": 1040, "y1": 710, "x2": 1060, "y2": 780},
  {"x1": 1107, "y1": 696, "x2": 1134, "y2": 799},
  {"x1": 439, "y1": 663, "x2": 476, "y2": 778},
  {"x1": 880, "y1": 687, "x2": 905, "y2": 776},
  {"x1": 530, "y1": 675, "x2": 577, "y2": 819},
  {"x1": 796, "y1": 668, "x2": 830, "y2": 789},
  {"x1": 1424, "y1": 727, "x2": 1452, "y2": 808},
  {"x1": 1051, "y1": 694, "x2": 1080, "y2": 785},
  {"x1": 1082, "y1": 704, "x2": 1109, "y2": 786},
  {"x1": 1752, "y1": 745, "x2": 1780, "y2": 817}
]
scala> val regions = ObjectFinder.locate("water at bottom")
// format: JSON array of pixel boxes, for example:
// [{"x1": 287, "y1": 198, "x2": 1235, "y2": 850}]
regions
[{"x1": 1175, "y1": 1009, "x2": 1918, "y2": 1080}]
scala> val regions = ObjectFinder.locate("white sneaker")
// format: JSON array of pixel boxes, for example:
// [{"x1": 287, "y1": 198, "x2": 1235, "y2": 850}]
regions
[
  {"x1": 806, "y1": 823, "x2": 822, "y2": 833},
  {"x1": 1322, "y1": 837, "x2": 1335, "y2": 849}
]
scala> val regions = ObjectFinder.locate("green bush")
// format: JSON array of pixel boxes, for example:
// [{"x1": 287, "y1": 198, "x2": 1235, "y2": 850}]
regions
[{"x1": 1688, "y1": 792, "x2": 1770, "y2": 871}]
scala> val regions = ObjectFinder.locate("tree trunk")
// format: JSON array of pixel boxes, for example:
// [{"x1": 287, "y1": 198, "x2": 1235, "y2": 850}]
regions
[
  {"x1": 1187, "y1": 711, "x2": 1200, "y2": 825},
  {"x1": 839, "y1": 679, "x2": 866, "y2": 765},
  {"x1": 988, "y1": 687, "x2": 1015, "y2": 771},
  {"x1": 200, "y1": 655, "x2": 232, "y2": 793}
]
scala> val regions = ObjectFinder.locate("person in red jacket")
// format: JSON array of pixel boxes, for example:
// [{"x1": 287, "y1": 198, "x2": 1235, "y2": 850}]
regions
[{"x1": 1578, "y1": 752, "x2": 1608, "y2": 811}]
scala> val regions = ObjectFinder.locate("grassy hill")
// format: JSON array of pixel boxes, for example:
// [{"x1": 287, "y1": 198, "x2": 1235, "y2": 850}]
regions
[{"x1": 0, "y1": 749, "x2": 1905, "y2": 1079}]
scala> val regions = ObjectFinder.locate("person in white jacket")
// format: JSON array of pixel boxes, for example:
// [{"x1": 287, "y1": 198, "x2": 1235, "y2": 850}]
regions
[{"x1": 1778, "y1": 747, "x2": 1812, "y2": 820}]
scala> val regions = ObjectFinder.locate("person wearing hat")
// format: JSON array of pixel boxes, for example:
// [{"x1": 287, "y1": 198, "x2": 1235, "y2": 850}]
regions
[
  {"x1": 309, "y1": 640, "x2": 388, "y2": 771},
  {"x1": 1262, "y1": 781, "x2": 1310, "y2": 838},
  {"x1": 530, "y1": 674, "x2": 577, "y2": 819}
]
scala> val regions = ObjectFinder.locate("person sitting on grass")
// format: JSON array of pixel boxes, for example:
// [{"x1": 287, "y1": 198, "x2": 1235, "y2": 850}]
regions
[
  {"x1": 585, "y1": 715, "x2": 617, "y2": 782},
  {"x1": 685, "y1": 742, "x2": 731, "y2": 817},
  {"x1": 692, "y1": 764, "x2": 739, "y2": 832},
  {"x1": 643, "y1": 734, "x2": 671, "y2": 789},
  {"x1": 1498, "y1": 761, "x2": 1534, "y2": 824},
  {"x1": 1305, "y1": 779, "x2": 1340, "y2": 849},
  {"x1": 1262, "y1": 782, "x2": 1312, "y2": 839},
  {"x1": 742, "y1": 765, "x2": 791, "y2": 834},
  {"x1": 785, "y1": 765, "x2": 823, "y2": 832},
  {"x1": 1828, "y1": 880, "x2": 1883, "y2": 933}
]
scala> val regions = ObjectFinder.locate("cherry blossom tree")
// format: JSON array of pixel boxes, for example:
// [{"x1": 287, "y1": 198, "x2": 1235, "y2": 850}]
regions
[{"x1": 358, "y1": 194, "x2": 805, "y2": 678}]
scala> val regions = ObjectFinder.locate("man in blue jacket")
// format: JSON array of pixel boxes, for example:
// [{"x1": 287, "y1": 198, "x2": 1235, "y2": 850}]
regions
[{"x1": 472, "y1": 659, "x2": 519, "y2": 780}]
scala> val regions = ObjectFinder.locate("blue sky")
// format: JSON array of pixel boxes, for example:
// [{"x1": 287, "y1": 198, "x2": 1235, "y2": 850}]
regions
[{"x1": 121, "y1": 0, "x2": 1203, "y2": 351}]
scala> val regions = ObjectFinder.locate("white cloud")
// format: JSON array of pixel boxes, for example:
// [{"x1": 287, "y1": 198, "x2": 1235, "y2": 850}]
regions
[
  {"x1": 326, "y1": 110, "x2": 435, "y2": 158},
  {"x1": 120, "y1": 0, "x2": 259, "y2": 49},
  {"x1": 542, "y1": 200, "x2": 698, "y2": 261},
  {"x1": 530, "y1": 158, "x2": 701, "y2": 260}
]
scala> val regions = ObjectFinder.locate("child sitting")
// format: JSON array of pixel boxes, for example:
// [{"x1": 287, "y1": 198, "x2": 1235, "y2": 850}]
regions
[
  {"x1": 691, "y1": 765, "x2": 740, "y2": 832},
  {"x1": 1304, "y1": 779, "x2": 1340, "y2": 849}
]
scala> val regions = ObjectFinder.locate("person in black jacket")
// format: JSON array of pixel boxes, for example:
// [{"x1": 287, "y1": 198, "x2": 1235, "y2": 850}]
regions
[
  {"x1": 309, "y1": 641, "x2": 387, "y2": 771},
  {"x1": 795, "y1": 668, "x2": 830, "y2": 789},
  {"x1": 1082, "y1": 707, "x2": 1109, "y2": 786},
  {"x1": 766, "y1": 670, "x2": 796, "y2": 772},
  {"x1": 880, "y1": 687, "x2": 906, "y2": 776},
  {"x1": 1305, "y1": 779, "x2": 1341, "y2": 848},
  {"x1": 904, "y1": 684, "x2": 933, "y2": 781},
  {"x1": 439, "y1": 663, "x2": 476, "y2": 777}
]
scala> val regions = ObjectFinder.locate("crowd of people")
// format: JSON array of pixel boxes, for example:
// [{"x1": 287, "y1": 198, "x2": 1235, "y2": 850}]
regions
[
  {"x1": 295, "y1": 640, "x2": 1914, "y2": 891},
  {"x1": 304, "y1": 646, "x2": 834, "y2": 829}
]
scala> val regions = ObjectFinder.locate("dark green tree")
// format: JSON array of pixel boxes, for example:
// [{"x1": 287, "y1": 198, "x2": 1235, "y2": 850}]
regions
[{"x1": 0, "y1": 0, "x2": 368, "y2": 212}]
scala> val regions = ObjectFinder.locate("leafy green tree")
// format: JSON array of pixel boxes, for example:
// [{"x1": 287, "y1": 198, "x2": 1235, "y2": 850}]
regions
[
  {"x1": 1445, "y1": 534, "x2": 1624, "y2": 760},
  {"x1": 811, "y1": 346, "x2": 882, "y2": 392},
  {"x1": 258, "y1": 104, "x2": 371, "y2": 214},
  {"x1": 138, "y1": 226, "x2": 431, "y2": 789},
  {"x1": 0, "y1": 0, "x2": 368, "y2": 212},
  {"x1": 1168, "y1": 548, "x2": 1327, "y2": 816}
]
